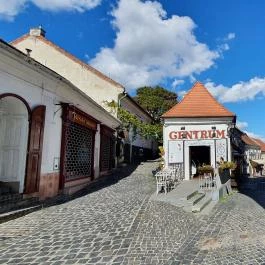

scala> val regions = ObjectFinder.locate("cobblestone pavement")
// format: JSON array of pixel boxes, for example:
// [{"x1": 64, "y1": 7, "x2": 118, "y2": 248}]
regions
[{"x1": 1, "y1": 165, "x2": 265, "y2": 264}]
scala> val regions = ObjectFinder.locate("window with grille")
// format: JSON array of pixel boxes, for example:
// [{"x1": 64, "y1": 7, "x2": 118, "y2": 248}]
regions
[
  {"x1": 100, "y1": 134, "x2": 115, "y2": 172},
  {"x1": 100, "y1": 135, "x2": 111, "y2": 172},
  {"x1": 64, "y1": 122, "x2": 94, "y2": 181}
]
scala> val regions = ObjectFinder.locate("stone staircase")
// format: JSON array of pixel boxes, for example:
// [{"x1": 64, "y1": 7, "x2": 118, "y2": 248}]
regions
[
  {"x1": 185, "y1": 191, "x2": 212, "y2": 213},
  {"x1": 151, "y1": 179, "x2": 215, "y2": 214}
]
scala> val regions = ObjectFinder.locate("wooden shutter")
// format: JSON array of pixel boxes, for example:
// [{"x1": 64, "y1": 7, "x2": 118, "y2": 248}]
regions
[{"x1": 24, "y1": 105, "x2": 46, "y2": 194}]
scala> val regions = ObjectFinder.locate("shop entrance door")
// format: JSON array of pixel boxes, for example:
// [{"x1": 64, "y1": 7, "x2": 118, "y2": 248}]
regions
[
  {"x1": 190, "y1": 146, "x2": 211, "y2": 177},
  {"x1": 0, "y1": 96, "x2": 29, "y2": 194}
]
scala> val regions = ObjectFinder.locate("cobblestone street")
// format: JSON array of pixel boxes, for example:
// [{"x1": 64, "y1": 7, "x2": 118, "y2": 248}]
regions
[{"x1": 1, "y1": 162, "x2": 265, "y2": 265}]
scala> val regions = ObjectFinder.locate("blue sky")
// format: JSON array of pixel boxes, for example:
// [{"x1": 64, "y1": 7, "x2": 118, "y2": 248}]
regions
[{"x1": 0, "y1": 0, "x2": 265, "y2": 139}]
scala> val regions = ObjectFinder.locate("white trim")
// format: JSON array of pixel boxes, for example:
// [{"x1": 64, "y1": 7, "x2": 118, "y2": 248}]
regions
[{"x1": 184, "y1": 140, "x2": 215, "y2": 180}]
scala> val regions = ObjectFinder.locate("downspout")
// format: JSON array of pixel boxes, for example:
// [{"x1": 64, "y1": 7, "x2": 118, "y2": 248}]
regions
[{"x1": 118, "y1": 89, "x2": 133, "y2": 164}]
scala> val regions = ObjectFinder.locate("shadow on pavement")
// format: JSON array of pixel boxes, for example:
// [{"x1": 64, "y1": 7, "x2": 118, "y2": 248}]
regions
[
  {"x1": 238, "y1": 176, "x2": 265, "y2": 208},
  {"x1": 43, "y1": 160, "x2": 159, "y2": 209}
]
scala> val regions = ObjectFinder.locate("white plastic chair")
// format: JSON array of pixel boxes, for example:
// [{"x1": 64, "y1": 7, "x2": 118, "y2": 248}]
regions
[{"x1": 155, "y1": 169, "x2": 171, "y2": 194}]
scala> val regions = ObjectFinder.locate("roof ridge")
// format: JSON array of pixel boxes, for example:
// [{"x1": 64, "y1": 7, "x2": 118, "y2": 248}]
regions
[
  {"x1": 11, "y1": 34, "x2": 125, "y2": 90},
  {"x1": 162, "y1": 81, "x2": 235, "y2": 118}
]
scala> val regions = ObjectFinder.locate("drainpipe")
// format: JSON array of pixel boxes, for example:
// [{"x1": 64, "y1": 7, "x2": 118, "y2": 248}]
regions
[
  {"x1": 118, "y1": 90, "x2": 133, "y2": 164},
  {"x1": 118, "y1": 89, "x2": 127, "y2": 107}
]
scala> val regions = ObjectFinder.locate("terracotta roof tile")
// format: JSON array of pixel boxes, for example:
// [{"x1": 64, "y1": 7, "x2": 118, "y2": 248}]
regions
[
  {"x1": 241, "y1": 134, "x2": 260, "y2": 147},
  {"x1": 251, "y1": 138, "x2": 265, "y2": 152},
  {"x1": 162, "y1": 82, "x2": 235, "y2": 118}
]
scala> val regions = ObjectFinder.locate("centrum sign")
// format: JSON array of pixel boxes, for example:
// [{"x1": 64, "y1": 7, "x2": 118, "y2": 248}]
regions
[{"x1": 169, "y1": 129, "x2": 226, "y2": 140}]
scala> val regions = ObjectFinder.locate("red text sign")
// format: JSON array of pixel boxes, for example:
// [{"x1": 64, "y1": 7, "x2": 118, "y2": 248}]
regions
[{"x1": 169, "y1": 129, "x2": 226, "y2": 140}]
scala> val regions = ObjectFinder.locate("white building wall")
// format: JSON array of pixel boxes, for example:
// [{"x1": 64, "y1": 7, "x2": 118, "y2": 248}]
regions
[
  {"x1": 163, "y1": 117, "x2": 233, "y2": 180},
  {"x1": 13, "y1": 36, "x2": 124, "y2": 115},
  {"x1": 0, "y1": 47, "x2": 120, "y2": 177},
  {"x1": 121, "y1": 97, "x2": 153, "y2": 150}
]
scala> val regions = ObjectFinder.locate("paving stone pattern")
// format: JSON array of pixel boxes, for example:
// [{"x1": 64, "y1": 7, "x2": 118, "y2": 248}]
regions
[{"x1": 1, "y1": 163, "x2": 265, "y2": 264}]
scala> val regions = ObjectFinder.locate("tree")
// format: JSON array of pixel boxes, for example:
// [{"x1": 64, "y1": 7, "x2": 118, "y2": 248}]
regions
[
  {"x1": 104, "y1": 100, "x2": 162, "y2": 141},
  {"x1": 134, "y1": 86, "x2": 178, "y2": 122}
]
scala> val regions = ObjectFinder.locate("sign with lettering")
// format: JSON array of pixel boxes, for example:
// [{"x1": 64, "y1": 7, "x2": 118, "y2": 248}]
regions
[
  {"x1": 68, "y1": 109, "x2": 97, "y2": 130},
  {"x1": 168, "y1": 140, "x2": 183, "y2": 163},
  {"x1": 169, "y1": 129, "x2": 226, "y2": 140}
]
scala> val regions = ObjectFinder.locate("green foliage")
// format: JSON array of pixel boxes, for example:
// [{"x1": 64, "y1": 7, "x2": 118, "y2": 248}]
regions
[
  {"x1": 158, "y1": 146, "x2": 165, "y2": 169},
  {"x1": 198, "y1": 164, "x2": 214, "y2": 175},
  {"x1": 134, "y1": 86, "x2": 178, "y2": 122},
  {"x1": 219, "y1": 161, "x2": 237, "y2": 171},
  {"x1": 104, "y1": 100, "x2": 162, "y2": 141}
]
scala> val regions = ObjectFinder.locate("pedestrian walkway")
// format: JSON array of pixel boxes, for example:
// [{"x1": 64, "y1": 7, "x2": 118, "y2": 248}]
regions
[{"x1": 1, "y1": 162, "x2": 265, "y2": 265}]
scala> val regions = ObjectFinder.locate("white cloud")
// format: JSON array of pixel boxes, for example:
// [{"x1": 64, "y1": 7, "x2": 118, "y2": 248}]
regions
[
  {"x1": 0, "y1": 0, "x2": 101, "y2": 20},
  {"x1": 236, "y1": 121, "x2": 265, "y2": 142},
  {"x1": 0, "y1": 0, "x2": 27, "y2": 21},
  {"x1": 245, "y1": 131, "x2": 265, "y2": 142},
  {"x1": 172, "y1": 79, "x2": 185, "y2": 88},
  {"x1": 90, "y1": 0, "x2": 222, "y2": 90},
  {"x1": 237, "y1": 121, "x2": 248, "y2": 130},
  {"x1": 32, "y1": 0, "x2": 101, "y2": 12},
  {"x1": 179, "y1": 90, "x2": 187, "y2": 97},
  {"x1": 227, "y1": 32, "x2": 236, "y2": 40},
  {"x1": 205, "y1": 77, "x2": 265, "y2": 103}
]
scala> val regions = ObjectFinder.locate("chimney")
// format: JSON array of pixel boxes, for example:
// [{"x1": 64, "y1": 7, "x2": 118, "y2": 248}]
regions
[{"x1": 29, "y1": 26, "x2": 46, "y2": 37}]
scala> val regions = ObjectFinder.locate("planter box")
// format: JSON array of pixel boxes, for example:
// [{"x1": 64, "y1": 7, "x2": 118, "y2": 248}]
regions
[{"x1": 219, "y1": 168, "x2": 231, "y2": 184}]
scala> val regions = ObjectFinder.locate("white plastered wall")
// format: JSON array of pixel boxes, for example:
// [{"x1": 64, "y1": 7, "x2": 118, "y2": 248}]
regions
[
  {"x1": 13, "y1": 36, "x2": 124, "y2": 115},
  {"x1": 0, "y1": 46, "x2": 120, "y2": 180},
  {"x1": 163, "y1": 117, "x2": 233, "y2": 180}
]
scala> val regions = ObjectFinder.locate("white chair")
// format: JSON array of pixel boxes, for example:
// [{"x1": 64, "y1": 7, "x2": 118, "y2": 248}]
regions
[{"x1": 155, "y1": 169, "x2": 171, "y2": 194}]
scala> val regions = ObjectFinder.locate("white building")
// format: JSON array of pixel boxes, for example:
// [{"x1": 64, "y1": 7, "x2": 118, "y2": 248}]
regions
[
  {"x1": 119, "y1": 94, "x2": 155, "y2": 163},
  {"x1": 241, "y1": 134, "x2": 262, "y2": 176},
  {"x1": 162, "y1": 82, "x2": 236, "y2": 180},
  {"x1": 12, "y1": 27, "x2": 155, "y2": 164},
  {"x1": 0, "y1": 39, "x2": 120, "y2": 199}
]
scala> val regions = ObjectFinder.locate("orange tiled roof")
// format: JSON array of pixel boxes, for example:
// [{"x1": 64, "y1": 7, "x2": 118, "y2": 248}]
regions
[
  {"x1": 162, "y1": 82, "x2": 235, "y2": 118},
  {"x1": 251, "y1": 138, "x2": 265, "y2": 152},
  {"x1": 241, "y1": 134, "x2": 260, "y2": 147}
]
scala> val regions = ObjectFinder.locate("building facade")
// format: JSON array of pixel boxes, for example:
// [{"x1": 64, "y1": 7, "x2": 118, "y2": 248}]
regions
[
  {"x1": 12, "y1": 27, "x2": 156, "y2": 164},
  {"x1": 119, "y1": 95, "x2": 155, "y2": 164},
  {"x1": 162, "y1": 82, "x2": 236, "y2": 180},
  {"x1": 0, "y1": 40, "x2": 120, "y2": 198},
  {"x1": 241, "y1": 135, "x2": 262, "y2": 176}
]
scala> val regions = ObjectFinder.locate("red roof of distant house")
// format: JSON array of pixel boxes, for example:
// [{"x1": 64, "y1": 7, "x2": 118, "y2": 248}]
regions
[
  {"x1": 241, "y1": 134, "x2": 260, "y2": 147},
  {"x1": 162, "y1": 82, "x2": 235, "y2": 118},
  {"x1": 251, "y1": 138, "x2": 265, "y2": 152}
]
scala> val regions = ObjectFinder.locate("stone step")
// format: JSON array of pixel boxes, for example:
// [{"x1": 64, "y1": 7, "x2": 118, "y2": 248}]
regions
[
  {"x1": 0, "y1": 205, "x2": 42, "y2": 224},
  {"x1": 0, "y1": 197, "x2": 39, "y2": 214},
  {"x1": 186, "y1": 190, "x2": 198, "y2": 200},
  {"x1": 192, "y1": 195, "x2": 212, "y2": 213},
  {"x1": 187, "y1": 192, "x2": 205, "y2": 206}
]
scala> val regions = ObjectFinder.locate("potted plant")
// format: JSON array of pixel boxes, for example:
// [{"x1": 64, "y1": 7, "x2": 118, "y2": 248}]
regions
[
  {"x1": 198, "y1": 164, "x2": 214, "y2": 176},
  {"x1": 218, "y1": 161, "x2": 236, "y2": 184}
]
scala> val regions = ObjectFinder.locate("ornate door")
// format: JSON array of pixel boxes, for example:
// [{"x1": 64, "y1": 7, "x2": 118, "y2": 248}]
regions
[{"x1": 24, "y1": 105, "x2": 46, "y2": 194}]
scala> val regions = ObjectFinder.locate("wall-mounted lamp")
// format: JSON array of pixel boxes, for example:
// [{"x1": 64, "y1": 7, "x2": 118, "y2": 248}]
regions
[{"x1": 182, "y1": 132, "x2": 187, "y2": 139}]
